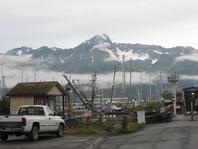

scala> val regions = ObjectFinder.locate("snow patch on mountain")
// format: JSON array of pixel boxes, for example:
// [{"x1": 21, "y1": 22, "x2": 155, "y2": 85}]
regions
[
  {"x1": 17, "y1": 50, "x2": 23, "y2": 56},
  {"x1": 116, "y1": 49, "x2": 149, "y2": 61},
  {"x1": 99, "y1": 34, "x2": 109, "y2": 41},
  {"x1": 153, "y1": 50, "x2": 163, "y2": 54},
  {"x1": 151, "y1": 59, "x2": 158, "y2": 64},
  {"x1": 59, "y1": 57, "x2": 64, "y2": 63},
  {"x1": 165, "y1": 52, "x2": 170, "y2": 54},
  {"x1": 52, "y1": 47, "x2": 58, "y2": 51}
]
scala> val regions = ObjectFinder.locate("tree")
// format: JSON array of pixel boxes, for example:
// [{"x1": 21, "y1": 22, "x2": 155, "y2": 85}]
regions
[
  {"x1": 0, "y1": 96, "x2": 10, "y2": 114},
  {"x1": 161, "y1": 90, "x2": 174, "y2": 101}
]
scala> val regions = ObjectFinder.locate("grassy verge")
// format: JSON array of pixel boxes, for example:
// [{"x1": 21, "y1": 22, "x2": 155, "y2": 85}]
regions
[
  {"x1": 64, "y1": 127, "x2": 102, "y2": 135},
  {"x1": 111, "y1": 123, "x2": 145, "y2": 135},
  {"x1": 64, "y1": 122, "x2": 144, "y2": 135}
]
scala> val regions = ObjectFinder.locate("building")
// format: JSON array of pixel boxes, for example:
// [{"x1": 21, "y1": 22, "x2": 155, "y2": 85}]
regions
[
  {"x1": 7, "y1": 81, "x2": 66, "y2": 114},
  {"x1": 183, "y1": 87, "x2": 198, "y2": 113}
]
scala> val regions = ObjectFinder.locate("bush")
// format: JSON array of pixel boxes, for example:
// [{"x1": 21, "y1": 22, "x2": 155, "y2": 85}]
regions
[
  {"x1": 132, "y1": 99, "x2": 164, "y2": 113},
  {"x1": 144, "y1": 99, "x2": 164, "y2": 112}
]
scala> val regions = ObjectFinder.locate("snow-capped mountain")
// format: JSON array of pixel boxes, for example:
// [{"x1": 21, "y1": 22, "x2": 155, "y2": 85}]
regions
[
  {"x1": 6, "y1": 46, "x2": 33, "y2": 56},
  {"x1": 3, "y1": 34, "x2": 198, "y2": 75}
]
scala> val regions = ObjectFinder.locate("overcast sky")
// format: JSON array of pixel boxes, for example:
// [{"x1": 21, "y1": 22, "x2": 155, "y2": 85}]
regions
[{"x1": 0, "y1": 0, "x2": 198, "y2": 52}]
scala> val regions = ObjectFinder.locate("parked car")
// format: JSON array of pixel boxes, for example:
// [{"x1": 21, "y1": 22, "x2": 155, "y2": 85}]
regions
[{"x1": 0, "y1": 105, "x2": 65, "y2": 141}]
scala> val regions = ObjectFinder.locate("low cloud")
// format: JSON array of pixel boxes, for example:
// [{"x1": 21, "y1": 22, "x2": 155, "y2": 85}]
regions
[
  {"x1": 175, "y1": 53, "x2": 198, "y2": 63},
  {"x1": 0, "y1": 55, "x2": 32, "y2": 67}
]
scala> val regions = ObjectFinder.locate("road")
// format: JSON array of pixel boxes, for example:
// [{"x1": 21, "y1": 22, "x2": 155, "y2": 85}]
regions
[
  {"x1": 97, "y1": 121, "x2": 198, "y2": 149},
  {"x1": 1, "y1": 120, "x2": 198, "y2": 149},
  {"x1": 0, "y1": 134, "x2": 97, "y2": 149}
]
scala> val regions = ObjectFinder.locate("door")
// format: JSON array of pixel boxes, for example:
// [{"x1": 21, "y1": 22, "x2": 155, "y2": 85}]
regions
[{"x1": 46, "y1": 106, "x2": 59, "y2": 131}]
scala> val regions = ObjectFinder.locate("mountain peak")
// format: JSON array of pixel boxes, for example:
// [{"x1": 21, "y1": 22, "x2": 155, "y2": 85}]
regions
[
  {"x1": 87, "y1": 34, "x2": 112, "y2": 45},
  {"x1": 6, "y1": 46, "x2": 32, "y2": 56}
]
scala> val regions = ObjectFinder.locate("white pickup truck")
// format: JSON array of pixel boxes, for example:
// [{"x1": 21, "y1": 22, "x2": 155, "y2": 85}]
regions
[{"x1": 0, "y1": 105, "x2": 65, "y2": 141}]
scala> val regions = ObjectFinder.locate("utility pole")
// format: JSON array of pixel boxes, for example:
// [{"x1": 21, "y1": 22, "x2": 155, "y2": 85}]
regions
[
  {"x1": 91, "y1": 71, "x2": 97, "y2": 112},
  {"x1": 34, "y1": 72, "x2": 37, "y2": 82},
  {"x1": 110, "y1": 66, "x2": 116, "y2": 105},
  {"x1": 21, "y1": 65, "x2": 24, "y2": 82},
  {"x1": 0, "y1": 80, "x2": 1, "y2": 99},
  {"x1": 1, "y1": 66, "x2": 3, "y2": 97},
  {"x1": 130, "y1": 58, "x2": 132, "y2": 100},
  {"x1": 149, "y1": 77, "x2": 152, "y2": 99},
  {"x1": 122, "y1": 55, "x2": 126, "y2": 97},
  {"x1": 160, "y1": 72, "x2": 163, "y2": 99},
  {"x1": 1, "y1": 66, "x2": 5, "y2": 97},
  {"x1": 167, "y1": 71, "x2": 178, "y2": 116},
  {"x1": 140, "y1": 71, "x2": 143, "y2": 100},
  {"x1": 25, "y1": 75, "x2": 29, "y2": 82}
]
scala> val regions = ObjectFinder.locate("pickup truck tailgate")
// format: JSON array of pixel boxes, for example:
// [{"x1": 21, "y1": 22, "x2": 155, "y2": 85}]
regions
[{"x1": 0, "y1": 115, "x2": 23, "y2": 128}]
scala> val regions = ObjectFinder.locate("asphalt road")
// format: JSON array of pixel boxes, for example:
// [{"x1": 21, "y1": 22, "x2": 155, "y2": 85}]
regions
[
  {"x1": 1, "y1": 120, "x2": 198, "y2": 149},
  {"x1": 0, "y1": 134, "x2": 97, "y2": 149},
  {"x1": 97, "y1": 121, "x2": 198, "y2": 149}
]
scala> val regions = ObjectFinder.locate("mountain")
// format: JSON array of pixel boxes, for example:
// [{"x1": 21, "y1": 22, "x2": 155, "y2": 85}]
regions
[
  {"x1": 6, "y1": 46, "x2": 33, "y2": 56},
  {"x1": 4, "y1": 34, "x2": 198, "y2": 75}
]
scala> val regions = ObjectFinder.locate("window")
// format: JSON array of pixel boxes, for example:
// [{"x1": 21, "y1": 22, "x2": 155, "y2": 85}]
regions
[
  {"x1": 18, "y1": 107, "x2": 44, "y2": 115},
  {"x1": 46, "y1": 106, "x2": 53, "y2": 116}
]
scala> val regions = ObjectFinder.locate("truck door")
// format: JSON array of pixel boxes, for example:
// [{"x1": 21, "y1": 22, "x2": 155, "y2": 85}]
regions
[{"x1": 46, "y1": 107, "x2": 59, "y2": 131}]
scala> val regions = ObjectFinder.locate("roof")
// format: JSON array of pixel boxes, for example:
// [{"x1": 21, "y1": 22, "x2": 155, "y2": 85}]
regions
[
  {"x1": 183, "y1": 87, "x2": 198, "y2": 92},
  {"x1": 7, "y1": 81, "x2": 65, "y2": 96}
]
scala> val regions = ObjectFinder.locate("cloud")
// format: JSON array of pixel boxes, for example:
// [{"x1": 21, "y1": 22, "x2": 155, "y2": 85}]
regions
[
  {"x1": 175, "y1": 52, "x2": 198, "y2": 63},
  {"x1": 1, "y1": 0, "x2": 198, "y2": 51},
  {"x1": 0, "y1": 55, "x2": 32, "y2": 67},
  {"x1": 180, "y1": 74, "x2": 198, "y2": 80}
]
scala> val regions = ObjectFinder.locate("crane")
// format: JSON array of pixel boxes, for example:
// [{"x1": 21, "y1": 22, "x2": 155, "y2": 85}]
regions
[{"x1": 63, "y1": 75, "x2": 92, "y2": 110}]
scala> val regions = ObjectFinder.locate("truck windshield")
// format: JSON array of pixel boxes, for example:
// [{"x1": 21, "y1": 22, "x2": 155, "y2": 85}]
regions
[{"x1": 18, "y1": 107, "x2": 45, "y2": 115}]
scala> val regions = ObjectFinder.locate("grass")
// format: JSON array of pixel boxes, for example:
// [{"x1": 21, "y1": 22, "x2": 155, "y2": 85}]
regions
[
  {"x1": 112, "y1": 123, "x2": 145, "y2": 134},
  {"x1": 64, "y1": 127, "x2": 102, "y2": 135},
  {"x1": 64, "y1": 122, "x2": 145, "y2": 135}
]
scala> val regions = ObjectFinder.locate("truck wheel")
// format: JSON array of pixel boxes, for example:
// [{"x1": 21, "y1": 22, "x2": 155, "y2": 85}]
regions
[
  {"x1": 56, "y1": 124, "x2": 64, "y2": 137},
  {"x1": 30, "y1": 126, "x2": 39, "y2": 141},
  {"x1": 0, "y1": 133, "x2": 8, "y2": 141}
]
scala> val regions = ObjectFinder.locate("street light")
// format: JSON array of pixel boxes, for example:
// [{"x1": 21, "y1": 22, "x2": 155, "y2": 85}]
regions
[{"x1": 191, "y1": 92, "x2": 195, "y2": 121}]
